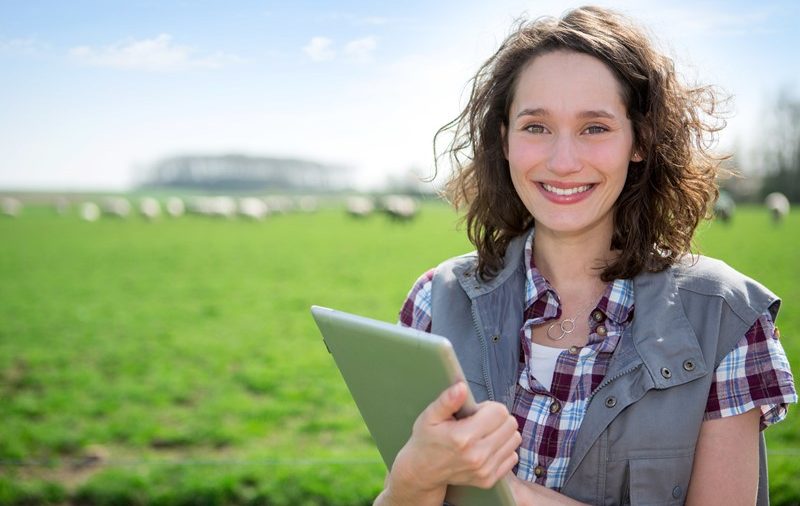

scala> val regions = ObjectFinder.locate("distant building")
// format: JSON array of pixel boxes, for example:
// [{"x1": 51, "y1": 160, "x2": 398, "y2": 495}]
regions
[{"x1": 141, "y1": 154, "x2": 350, "y2": 192}]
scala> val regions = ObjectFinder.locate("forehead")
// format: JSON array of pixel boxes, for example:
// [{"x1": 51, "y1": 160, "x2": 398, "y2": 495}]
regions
[{"x1": 510, "y1": 50, "x2": 627, "y2": 115}]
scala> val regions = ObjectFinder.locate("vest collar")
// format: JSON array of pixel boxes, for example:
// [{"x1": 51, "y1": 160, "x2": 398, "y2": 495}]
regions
[{"x1": 453, "y1": 233, "x2": 529, "y2": 299}]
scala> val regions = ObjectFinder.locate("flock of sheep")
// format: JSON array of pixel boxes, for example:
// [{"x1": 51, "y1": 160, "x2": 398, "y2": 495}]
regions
[
  {"x1": 0, "y1": 192, "x2": 789, "y2": 224},
  {"x1": 0, "y1": 194, "x2": 424, "y2": 222},
  {"x1": 0, "y1": 195, "x2": 320, "y2": 222},
  {"x1": 712, "y1": 192, "x2": 791, "y2": 224}
]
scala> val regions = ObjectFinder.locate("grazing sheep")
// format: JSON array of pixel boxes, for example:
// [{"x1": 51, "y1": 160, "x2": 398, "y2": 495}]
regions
[
  {"x1": 264, "y1": 195, "x2": 293, "y2": 214},
  {"x1": 165, "y1": 197, "x2": 185, "y2": 217},
  {"x1": 238, "y1": 197, "x2": 269, "y2": 220},
  {"x1": 189, "y1": 196, "x2": 237, "y2": 218},
  {"x1": 382, "y1": 195, "x2": 419, "y2": 221},
  {"x1": 713, "y1": 192, "x2": 735, "y2": 224},
  {"x1": 102, "y1": 197, "x2": 132, "y2": 218},
  {"x1": 1, "y1": 197, "x2": 22, "y2": 217},
  {"x1": 139, "y1": 197, "x2": 162, "y2": 220},
  {"x1": 80, "y1": 202, "x2": 101, "y2": 222},
  {"x1": 765, "y1": 192, "x2": 790, "y2": 224},
  {"x1": 297, "y1": 196, "x2": 319, "y2": 213},
  {"x1": 346, "y1": 196, "x2": 375, "y2": 218}
]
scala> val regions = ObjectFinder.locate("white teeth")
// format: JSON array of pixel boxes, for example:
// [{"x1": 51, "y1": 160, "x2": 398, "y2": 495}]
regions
[{"x1": 542, "y1": 183, "x2": 592, "y2": 196}]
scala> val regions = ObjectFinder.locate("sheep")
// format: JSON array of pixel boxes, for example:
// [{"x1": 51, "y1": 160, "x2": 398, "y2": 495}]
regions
[
  {"x1": 165, "y1": 197, "x2": 185, "y2": 217},
  {"x1": 713, "y1": 192, "x2": 735, "y2": 224},
  {"x1": 102, "y1": 197, "x2": 131, "y2": 218},
  {"x1": 381, "y1": 195, "x2": 419, "y2": 221},
  {"x1": 80, "y1": 202, "x2": 101, "y2": 222},
  {"x1": 139, "y1": 197, "x2": 162, "y2": 220},
  {"x1": 238, "y1": 197, "x2": 269, "y2": 220},
  {"x1": 1, "y1": 197, "x2": 22, "y2": 217},
  {"x1": 189, "y1": 196, "x2": 237, "y2": 218},
  {"x1": 765, "y1": 192, "x2": 790, "y2": 224},
  {"x1": 346, "y1": 196, "x2": 375, "y2": 218},
  {"x1": 297, "y1": 196, "x2": 319, "y2": 213}
]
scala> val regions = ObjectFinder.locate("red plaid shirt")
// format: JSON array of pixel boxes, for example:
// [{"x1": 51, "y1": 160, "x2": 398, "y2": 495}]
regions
[{"x1": 399, "y1": 232, "x2": 796, "y2": 490}]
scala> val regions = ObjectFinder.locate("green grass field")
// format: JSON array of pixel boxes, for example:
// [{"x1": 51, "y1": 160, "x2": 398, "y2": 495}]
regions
[{"x1": 1, "y1": 202, "x2": 798, "y2": 505}]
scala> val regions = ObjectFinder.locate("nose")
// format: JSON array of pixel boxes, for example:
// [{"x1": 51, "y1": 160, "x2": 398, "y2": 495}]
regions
[{"x1": 546, "y1": 135, "x2": 582, "y2": 176}]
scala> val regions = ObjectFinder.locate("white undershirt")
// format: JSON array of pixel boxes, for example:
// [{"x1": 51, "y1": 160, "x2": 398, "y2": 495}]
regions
[{"x1": 529, "y1": 342, "x2": 566, "y2": 391}]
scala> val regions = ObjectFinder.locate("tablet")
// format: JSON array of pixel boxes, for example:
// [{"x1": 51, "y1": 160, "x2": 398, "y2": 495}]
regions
[{"x1": 310, "y1": 305, "x2": 516, "y2": 506}]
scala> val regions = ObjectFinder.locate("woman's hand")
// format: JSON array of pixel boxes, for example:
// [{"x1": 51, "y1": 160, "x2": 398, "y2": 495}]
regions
[{"x1": 375, "y1": 381, "x2": 521, "y2": 506}]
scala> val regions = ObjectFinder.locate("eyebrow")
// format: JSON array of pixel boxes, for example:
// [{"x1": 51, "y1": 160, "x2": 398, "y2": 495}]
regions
[{"x1": 515, "y1": 108, "x2": 617, "y2": 120}]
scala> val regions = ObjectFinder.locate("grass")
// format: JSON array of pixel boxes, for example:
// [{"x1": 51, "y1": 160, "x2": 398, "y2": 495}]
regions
[{"x1": 0, "y1": 202, "x2": 797, "y2": 505}]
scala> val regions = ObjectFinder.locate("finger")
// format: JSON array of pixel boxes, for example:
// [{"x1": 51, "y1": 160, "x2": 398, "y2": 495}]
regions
[
  {"x1": 456, "y1": 401, "x2": 512, "y2": 440},
  {"x1": 420, "y1": 381, "x2": 468, "y2": 424}
]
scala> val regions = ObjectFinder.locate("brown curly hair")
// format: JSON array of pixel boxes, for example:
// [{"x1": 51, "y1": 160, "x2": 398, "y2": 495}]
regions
[{"x1": 437, "y1": 5, "x2": 728, "y2": 281}]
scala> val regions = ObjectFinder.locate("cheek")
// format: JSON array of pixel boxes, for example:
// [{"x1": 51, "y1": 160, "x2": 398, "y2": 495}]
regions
[{"x1": 507, "y1": 138, "x2": 547, "y2": 173}]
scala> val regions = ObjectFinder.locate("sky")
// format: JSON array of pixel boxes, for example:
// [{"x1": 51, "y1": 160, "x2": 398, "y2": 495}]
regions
[{"x1": 1, "y1": 0, "x2": 799, "y2": 191}]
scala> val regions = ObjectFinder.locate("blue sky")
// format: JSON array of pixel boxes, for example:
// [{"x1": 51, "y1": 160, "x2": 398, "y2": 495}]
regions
[{"x1": 1, "y1": 0, "x2": 798, "y2": 191}]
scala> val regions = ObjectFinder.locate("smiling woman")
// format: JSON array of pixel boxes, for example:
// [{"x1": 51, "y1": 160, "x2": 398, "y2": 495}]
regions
[{"x1": 374, "y1": 5, "x2": 797, "y2": 506}]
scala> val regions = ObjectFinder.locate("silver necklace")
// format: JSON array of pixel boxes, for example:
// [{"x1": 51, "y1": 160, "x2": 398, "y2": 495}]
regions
[{"x1": 546, "y1": 301, "x2": 597, "y2": 341}]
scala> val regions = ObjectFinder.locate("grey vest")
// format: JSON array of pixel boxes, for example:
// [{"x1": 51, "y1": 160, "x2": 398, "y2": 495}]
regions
[{"x1": 430, "y1": 233, "x2": 779, "y2": 505}]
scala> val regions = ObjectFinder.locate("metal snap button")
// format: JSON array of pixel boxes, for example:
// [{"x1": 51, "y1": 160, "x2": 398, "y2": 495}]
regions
[
  {"x1": 596, "y1": 325, "x2": 607, "y2": 337},
  {"x1": 534, "y1": 465, "x2": 545, "y2": 477},
  {"x1": 568, "y1": 345, "x2": 579, "y2": 355},
  {"x1": 605, "y1": 396, "x2": 617, "y2": 408},
  {"x1": 672, "y1": 485, "x2": 683, "y2": 499},
  {"x1": 491, "y1": 334, "x2": 500, "y2": 343},
  {"x1": 682, "y1": 360, "x2": 695, "y2": 371},
  {"x1": 661, "y1": 367, "x2": 672, "y2": 379},
  {"x1": 550, "y1": 401, "x2": 561, "y2": 414},
  {"x1": 591, "y1": 309, "x2": 606, "y2": 323}
]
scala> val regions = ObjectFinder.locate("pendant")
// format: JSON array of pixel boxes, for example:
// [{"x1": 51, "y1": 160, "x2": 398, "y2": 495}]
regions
[{"x1": 546, "y1": 317, "x2": 576, "y2": 341}]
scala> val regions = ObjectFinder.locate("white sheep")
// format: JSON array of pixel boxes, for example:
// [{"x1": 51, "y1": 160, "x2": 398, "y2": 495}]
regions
[
  {"x1": 765, "y1": 192, "x2": 790, "y2": 224},
  {"x1": 346, "y1": 196, "x2": 375, "y2": 218},
  {"x1": 102, "y1": 197, "x2": 131, "y2": 218},
  {"x1": 382, "y1": 195, "x2": 419, "y2": 221},
  {"x1": 80, "y1": 202, "x2": 101, "y2": 222},
  {"x1": 238, "y1": 197, "x2": 269, "y2": 220},
  {"x1": 165, "y1": 197, "x2": 185, "y2": 217},
  {"x1": 1, "y1": 197, "x2": 22, "y2": 217},
  {"x1": 139, "y1": 197, "x2": 162, "y2": 220}
]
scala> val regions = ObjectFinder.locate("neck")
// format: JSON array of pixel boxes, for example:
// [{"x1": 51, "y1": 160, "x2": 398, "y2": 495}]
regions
[{"x1": 532, "y1": 224, "x2": 616, "y2": 295}]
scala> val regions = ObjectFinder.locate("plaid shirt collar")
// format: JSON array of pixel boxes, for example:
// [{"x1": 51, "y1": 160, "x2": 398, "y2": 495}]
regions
[{"x1": 522, "y1": 229, "x2": 634, "y2": 350}]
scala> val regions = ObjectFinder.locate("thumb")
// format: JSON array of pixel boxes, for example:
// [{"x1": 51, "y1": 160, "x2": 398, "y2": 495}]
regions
[{"x1": 424, "y1": 381, "x2": 468, "y2": 423}]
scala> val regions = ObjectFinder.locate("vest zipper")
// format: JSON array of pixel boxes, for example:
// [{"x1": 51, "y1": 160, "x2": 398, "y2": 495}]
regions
[
  {"x1": 470, "y1": 305, "x2": 494, "y2": 401},
  {"x1": 587, "y1": 363, "x2": 642, "y2": 402}
]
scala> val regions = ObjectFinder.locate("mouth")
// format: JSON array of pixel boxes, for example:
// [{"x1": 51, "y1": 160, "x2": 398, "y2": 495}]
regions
[{"x1": 540, "y1": 183, "x2": 594, "y2": 196}]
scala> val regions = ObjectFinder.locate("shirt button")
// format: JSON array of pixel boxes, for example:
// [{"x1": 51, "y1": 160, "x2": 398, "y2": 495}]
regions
[
  {"x1": 596, "y1": 325, "x2": 607, "y2": 337},
  {"x1": 591, "y1": 309, "x2": 606, "y2": 322},
  {"x1": 534, "y1": 465, "x2": 545, "y2": 478},
  {"x1": 568, "y1": 345, "x2": 579, "y2": 355},
  {"x1": 672, "y1": 485, "x2": 683, "y2": 499},
  {"x1": 550, "y1": 401, "x2": 561, "y2": 414}
]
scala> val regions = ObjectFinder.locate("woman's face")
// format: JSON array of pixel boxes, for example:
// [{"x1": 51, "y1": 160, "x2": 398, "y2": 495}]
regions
[{"x1": 503, "y1": 50, "x2": 639, "y2": 241}]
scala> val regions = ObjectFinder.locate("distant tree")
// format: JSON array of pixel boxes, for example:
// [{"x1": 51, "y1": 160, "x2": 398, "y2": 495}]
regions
[{"x1": 759, "y1": 88, "x2": 800, "y2": 202}]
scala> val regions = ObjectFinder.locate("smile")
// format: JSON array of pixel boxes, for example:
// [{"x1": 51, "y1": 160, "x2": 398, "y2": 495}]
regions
[{"x1": 541, "y1": 183, "x2": 594, "y2": 196}]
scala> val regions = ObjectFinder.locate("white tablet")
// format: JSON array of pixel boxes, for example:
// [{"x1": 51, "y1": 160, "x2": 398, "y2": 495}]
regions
[{"x1": 310, "y1": 305, "x2": 516, "y2": 506}]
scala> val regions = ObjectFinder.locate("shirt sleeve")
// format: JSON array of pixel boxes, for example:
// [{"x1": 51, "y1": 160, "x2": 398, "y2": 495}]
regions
[
  {"x1": 704, "y1": 309, "x2": 797, "y2": 429},
  {"x1": 398, "y1": 268, "x2": 435, "y2": 333}
]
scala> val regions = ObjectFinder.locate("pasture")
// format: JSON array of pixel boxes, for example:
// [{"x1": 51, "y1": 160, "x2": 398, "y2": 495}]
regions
[{"x1": 1, "y1": 202, "x2": 798, "y2": 505}]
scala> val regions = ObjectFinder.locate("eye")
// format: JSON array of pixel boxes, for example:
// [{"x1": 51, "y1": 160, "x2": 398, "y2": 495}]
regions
[
  {"x1": 524, "y1": 124, "x2": 547, "y2": 134},
  {"x1": 584, "y1": 125, "x2": 608, "y2": 135}
]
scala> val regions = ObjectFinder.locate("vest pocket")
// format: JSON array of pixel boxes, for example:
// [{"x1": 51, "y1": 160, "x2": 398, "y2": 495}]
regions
[{"x1": 627, "y1": 453, "x2": 692, "y2": 505}]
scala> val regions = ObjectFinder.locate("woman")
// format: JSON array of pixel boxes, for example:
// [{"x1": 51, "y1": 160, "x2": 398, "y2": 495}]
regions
[{"x1": 375, "y1": 6, "x2": 796, "y2": 506}]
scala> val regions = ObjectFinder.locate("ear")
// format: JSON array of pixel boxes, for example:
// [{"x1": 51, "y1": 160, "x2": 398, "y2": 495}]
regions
[
  {"x1": 501, "y1": 123, "x2": 509, "y2": 160},
  {"x1": 631, "y1": 149, "x2": 643, "y2": 163}
]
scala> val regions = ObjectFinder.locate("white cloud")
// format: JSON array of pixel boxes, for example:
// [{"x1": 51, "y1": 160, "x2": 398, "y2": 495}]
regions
[
  {"x1": 344, "y1": 36, "x2": 377, "y2": 63},
  {"x1": 303, "y1": 36, "x2": 335, "y2": 61},
  {"x1": 69, "y1": 34, "x2": 241, "y2": 71}
]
